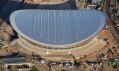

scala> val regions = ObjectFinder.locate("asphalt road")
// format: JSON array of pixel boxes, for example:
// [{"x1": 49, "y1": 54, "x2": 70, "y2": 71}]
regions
[
  {"x1": 103, "y1": 0, "x2": 119, "y2": 44},
  {"x1": 0, "y1": 1, "x2": 8, "y2": 12},
  {"x1": 0, "y1": 0, "x2": 25, "y2": 22}
]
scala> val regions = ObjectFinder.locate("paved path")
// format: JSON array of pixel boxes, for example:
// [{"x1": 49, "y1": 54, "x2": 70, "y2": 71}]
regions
[{"x1": 34, "y1": 63, "x2": 51, "y2": 71}]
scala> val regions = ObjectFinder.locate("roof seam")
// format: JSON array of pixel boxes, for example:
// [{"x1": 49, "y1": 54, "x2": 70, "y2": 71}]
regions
[
  {"x1": 66, "y1": 12, "x2": 70, "y2": 42},
  {"x1": 33, "y1": 11, "x2": 36, "y2": 34},
  {"x1": 54, "y1": 11, "x2": 56, "y2": 43},
  {"x1": 47, "y1": 12, "x2": 50, "y2": 43},
  {"x1": 60, "y1": 11, "x2": 63, "y2": 43},
  {"x1": 79, "y1": 13, "x2": 84, "y2": 34},
  {"x1": 40, "y1": 12, "x2": 42, "y2": 38},
  {"x1": 73, "y1": 11, "x2": 77, "y2": 38}
]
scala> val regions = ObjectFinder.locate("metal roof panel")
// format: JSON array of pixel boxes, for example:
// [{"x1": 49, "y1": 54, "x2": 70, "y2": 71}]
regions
[{"x1": 10, "y1": 10, "x2": 106, "y2": 47}]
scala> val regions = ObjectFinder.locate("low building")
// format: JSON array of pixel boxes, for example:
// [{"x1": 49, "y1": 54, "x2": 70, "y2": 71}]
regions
[{"x1": 1, "y1": 58, "x2": 33, "y2": 71}]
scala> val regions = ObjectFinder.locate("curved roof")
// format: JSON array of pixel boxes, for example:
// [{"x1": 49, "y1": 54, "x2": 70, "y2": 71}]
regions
[{"x1": 10, "y1": 10, "x2": 106, "y2": 47}]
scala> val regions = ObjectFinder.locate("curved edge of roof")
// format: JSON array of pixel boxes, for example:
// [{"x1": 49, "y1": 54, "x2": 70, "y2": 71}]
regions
[{"x1": 10, "y1": 10, "x2": 106, "y2": 47}]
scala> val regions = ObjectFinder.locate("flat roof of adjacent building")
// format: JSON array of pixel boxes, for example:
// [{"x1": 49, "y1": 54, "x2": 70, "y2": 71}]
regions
[
  {"x1": 10, "y1": 10, "x2": 106, "y2": 47},
  {"x1": 1, "y1": 58, "x2": 28, "y2": 64}
]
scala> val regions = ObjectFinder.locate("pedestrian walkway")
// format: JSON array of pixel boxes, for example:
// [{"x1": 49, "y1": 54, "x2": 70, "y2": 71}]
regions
[
  {"x1": 27, "y1": 0, "x2": 69, "y2": 4},
  {"x1": 103, "y1": 61, "x2": 116, "y2": 71},
  {"x1": 35, "y1": 0, "x2": 69, "y2": 4},
  {"x1": 34, "y1": 63, "x2": 51, "y2": 71}
]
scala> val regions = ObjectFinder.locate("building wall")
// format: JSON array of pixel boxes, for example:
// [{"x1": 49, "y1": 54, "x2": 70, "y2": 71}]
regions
[{"x1": 17, "y1": 34, "x2": 104, "y2": 56}]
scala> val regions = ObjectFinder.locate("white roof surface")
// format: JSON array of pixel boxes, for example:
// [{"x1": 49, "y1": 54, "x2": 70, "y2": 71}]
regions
[{"x1": 10, "y1": 10, "x2": 106, "y2": 47}]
